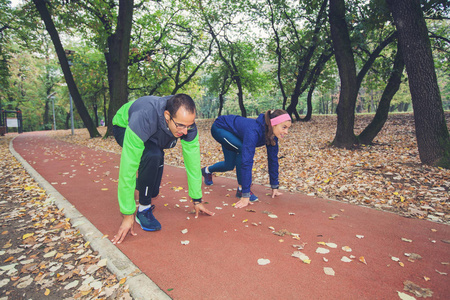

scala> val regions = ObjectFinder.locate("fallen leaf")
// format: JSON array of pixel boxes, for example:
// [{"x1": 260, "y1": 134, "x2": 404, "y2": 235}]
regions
[
  {"x1": 316, "y1": 247, "x2": 330, "y2": 254},
  {"x1": 181, "y1": 240, "x2": 190, "y2": 245},
  {"x1": 341, "y1": 256, "x2": 352, "y2": 262},
  {"x1": 342, "y1": 246, "x2": 352, "y2": 252},
  {"x1": 44, "y1": 288, "x2": 50, "y2": 296},
  {"x1": 257, "y1": 258, "x2": 270, "y2": 265},
  {"x1": 356, "y1": 235, "x2": 364, "y2": 239},
  {"x1": 324, "y1": 267, "x2": 335, "y2": 276},
  {"x1": 22, "y1": 233, "x2": 34, "y2": 239},
  {"x1": 181, "y1": 229, "x2": 188, "y2": 234},
  {"x1": 326, "y1": 242, "x2": 337, "y2": 248},
  {"x1": 397, "y1": 291, "x2": 416, "y2": 300},
  {"x1": 359, "y1": 256, "x2": 367, "y2": 265},
  {"x1": 292, "y1": 251, "x2": 311, "y2": 264},
  {"x1": 435, "y1": 269, "x2": 447, "y2": 275},
  {"x1": 403, "y1": 280, "x2": 433, "y2": 298},
  {"x1": 4, "y1": 256, "x2": 14, "y2": 263},
  {"x1": 402, "y1": 238, "x2": 413, "y2": 243},
  {"x1": 268, "y1": 214, "x2": 278, "y2": 219}
]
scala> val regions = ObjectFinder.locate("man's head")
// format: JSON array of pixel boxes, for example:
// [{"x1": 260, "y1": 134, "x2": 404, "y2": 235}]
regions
[{"x1": 164, "y1": 94, "x2": 196, "y2": 137}]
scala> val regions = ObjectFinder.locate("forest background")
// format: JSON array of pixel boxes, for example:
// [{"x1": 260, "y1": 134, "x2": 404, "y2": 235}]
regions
[{"x1": 0, "y1": 0, "x2": 449, "y2": 167}]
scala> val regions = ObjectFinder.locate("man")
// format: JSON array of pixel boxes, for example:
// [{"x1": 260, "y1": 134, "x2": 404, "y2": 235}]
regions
[{"x1": 111, "y1": 94, "x2": 214, "y2": 244}]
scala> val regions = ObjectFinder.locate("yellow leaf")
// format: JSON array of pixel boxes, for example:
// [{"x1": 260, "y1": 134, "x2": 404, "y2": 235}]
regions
[
  {"x1": 23, "y1": 233, "x2": 34, "y2": 239},
  {"x1": 242, "y1": 219, "x2": 248, "y2": 223},
  {"x1": 2, "y1": 231, "x2": 8, "y2": 235},
  {"x1": 399, "y1": 262, "x2": 404, "y2": 267},
  {"x1": 393, "y1": 192, "x2": 399, "y2": 195},
  {"x1": 302, "y1": 259, "x2": 311, "y2": 264},
  {"x1": 119, "y1": 277, "x2": 127, "y2": 285},
  {"x1": 101, "y1": 188, "x2": 108, "y2": 191},
  {"x1": 4, "y1": 256, "x2": 14, "y2": 262},
  {"x1": 44, "y1": 289, "x2": 50, "y2": 296},
  {"x1": 359, "y1": 256, "x2": 367, "y2": 265},
  {"x1": 317, "y1": 242, "x2": 326, "y2": 245},
  {"x1": 84, "y1": 241, "x2": 90, "y2": 248}
]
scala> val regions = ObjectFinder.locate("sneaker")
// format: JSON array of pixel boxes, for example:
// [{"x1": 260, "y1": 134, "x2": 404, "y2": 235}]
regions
[
  {"x1": 235, "y1": 189, "x2": 258, "y2": 202},
  {"x1": 136, "y1": 205, "x2": 161, "y2": 231},
  {"x1": 201, "y1": 167, "x2": 213, "y2": 185}
]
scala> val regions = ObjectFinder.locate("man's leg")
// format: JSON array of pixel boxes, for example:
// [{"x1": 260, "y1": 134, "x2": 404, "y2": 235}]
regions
[
  {"x1": 137, "y1": 141, "x2": 164, "y2": 205},
  {"x1": 135, "y1": 141, "x2": 164, "y2": 231}
]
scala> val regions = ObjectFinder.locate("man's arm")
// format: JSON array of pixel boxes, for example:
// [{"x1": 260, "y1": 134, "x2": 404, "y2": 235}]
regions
[
  {"x1": 117, "y1": 127, "x2": 145, "y2": 215},
  {"x1": 180, "y1": 132, "x2": 202, "y2": 200}
]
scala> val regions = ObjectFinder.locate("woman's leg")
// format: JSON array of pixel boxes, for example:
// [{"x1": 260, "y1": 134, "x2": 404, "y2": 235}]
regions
[{"x1": 208, "y1": 124, "x2": 242, "y2": 173}]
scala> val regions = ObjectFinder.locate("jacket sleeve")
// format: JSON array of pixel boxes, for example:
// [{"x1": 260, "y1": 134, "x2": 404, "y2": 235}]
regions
[
  {"x1": 181, "y1": 132, "x2": 203, "y2": 200},
  {"x1": 266, "y1": 143, "x2": 280, "y2": 188},
  {"x1": 240, "y1": 131, "x2": 258, "y2": 196},
  {"x1": 117, "y1": 127, "x2": 145, "y2": 215}
]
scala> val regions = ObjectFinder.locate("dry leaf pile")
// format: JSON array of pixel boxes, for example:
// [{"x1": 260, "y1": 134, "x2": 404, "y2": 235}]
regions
[
  {"x1": 0, "y1": 136, "x2": 132, "y2": 299},
  {"x1": 53, "y1": 113, "x2": 449, "y2": 224}
]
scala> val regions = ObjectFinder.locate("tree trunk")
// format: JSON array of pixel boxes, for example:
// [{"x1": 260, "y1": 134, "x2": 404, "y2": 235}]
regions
[
  {"x1": 105, "y1": 0, "x2": 134, "y2": 137},
  {"x1": 329, "y1": 0, "x2": 358, "y2": 148},
  {"x1": 267, "y1": 0, "x2": 288, "y2": 110},
  {"x1": 234, "y1": 75, "x2": 246, "y2": 117},
  {"x1": 387, "y1": 0, "x2": 450, "y2": 168},
  {"x1": 286, "y1": 0, "x2": 328, "y2": 121},
  {"x1": 358, "y1": 43, "x2": 405, "y2": 144},
  {"x1": 33, "y1": 0, "x2": 100, "y2": 138},
  {"x1": 218, "y1": 93, "x2": 224, "y2": 117}
]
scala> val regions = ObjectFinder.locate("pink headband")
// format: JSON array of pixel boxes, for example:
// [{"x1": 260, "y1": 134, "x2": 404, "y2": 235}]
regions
[{"x1": 270, "y1": 114, "x2": 291, "y2": 126}]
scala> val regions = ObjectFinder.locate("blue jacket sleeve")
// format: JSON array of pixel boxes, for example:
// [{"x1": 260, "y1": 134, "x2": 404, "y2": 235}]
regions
[
  {"x1": 240, "y1": 130, "x2": 258, "y2": 196},
  {"x1": 266, "y1": 142, "x2": 280, "y2": 188}
]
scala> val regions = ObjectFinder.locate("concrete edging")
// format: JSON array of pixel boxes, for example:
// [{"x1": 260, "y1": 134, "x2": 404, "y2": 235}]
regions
[{"x1": 10, "y1": 136, "x2": 170, "y2": 300}]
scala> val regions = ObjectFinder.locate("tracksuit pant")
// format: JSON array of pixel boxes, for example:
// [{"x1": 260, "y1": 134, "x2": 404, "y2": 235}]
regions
[{"x1": 207, "y1": 123, "x2": 243, "y2": 186}]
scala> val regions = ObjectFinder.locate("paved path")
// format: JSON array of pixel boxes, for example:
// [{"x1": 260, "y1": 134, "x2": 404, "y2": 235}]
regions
[{"x1": 11, "y1": 132, "x2": 450, "y2": 299}]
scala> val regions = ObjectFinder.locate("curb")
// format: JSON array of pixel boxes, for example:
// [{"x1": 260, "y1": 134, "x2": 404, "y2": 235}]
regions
[{"x1": 10, "y1": 136, "x2": 171, "y2": 300}]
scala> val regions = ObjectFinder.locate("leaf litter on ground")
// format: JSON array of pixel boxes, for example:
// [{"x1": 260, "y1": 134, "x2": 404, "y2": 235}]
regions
[{"x1": 0, "y1": 136, "x2": 132, "y2": 299}]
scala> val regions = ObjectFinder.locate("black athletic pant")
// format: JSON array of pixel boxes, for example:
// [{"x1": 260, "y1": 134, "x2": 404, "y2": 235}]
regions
[{"x1": 113, "y1": 125, "x2": 164, "y2": 205}]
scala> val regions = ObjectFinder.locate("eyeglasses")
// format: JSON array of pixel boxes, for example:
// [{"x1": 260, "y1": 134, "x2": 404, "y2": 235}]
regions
[{"x1": 170, "y1": 115, "x2": 195, "y2": 131}]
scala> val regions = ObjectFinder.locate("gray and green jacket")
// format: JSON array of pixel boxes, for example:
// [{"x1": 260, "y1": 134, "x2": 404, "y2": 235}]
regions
[{"x1": 112, "y1": 95, "x2": 202, "y2": 215}]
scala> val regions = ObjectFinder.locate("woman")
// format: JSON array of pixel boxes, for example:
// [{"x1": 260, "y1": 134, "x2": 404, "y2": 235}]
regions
[{"x1": 202, "y1": 109, "x2": 291, "y2": 208}]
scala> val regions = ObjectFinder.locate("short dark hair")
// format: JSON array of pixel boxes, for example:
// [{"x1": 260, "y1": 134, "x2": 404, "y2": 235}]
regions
[{"x1": 166, "y1": 94, "x2": 196, "y2": 117}]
